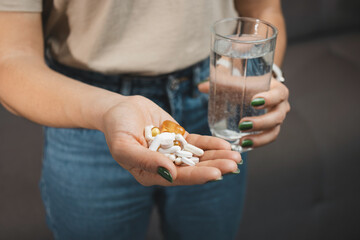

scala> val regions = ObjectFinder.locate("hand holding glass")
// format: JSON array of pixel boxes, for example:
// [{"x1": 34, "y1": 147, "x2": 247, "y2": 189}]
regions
[{"x1": 208, "y1": 17, "x2": 278, "y2": 152}]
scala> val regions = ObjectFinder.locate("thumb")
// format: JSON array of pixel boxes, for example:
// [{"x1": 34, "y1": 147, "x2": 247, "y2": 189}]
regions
[
  {"x1": 198, "y1": 81, "x2": 210, "y2": 93},
  {"x1": 119, "y1": 143, "x2": 178, "y2": 183}
]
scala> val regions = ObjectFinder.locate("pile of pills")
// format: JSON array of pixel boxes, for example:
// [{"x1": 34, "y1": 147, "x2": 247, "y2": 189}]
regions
[{"x1": 145, "y1": 120, "x2": 204, "y2": 166}]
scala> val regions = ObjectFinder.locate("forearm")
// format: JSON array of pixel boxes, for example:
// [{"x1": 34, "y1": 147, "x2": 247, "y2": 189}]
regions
[
  {"x1": 234, "y1": 0, "x2": 287, "y2": 66},
  {"x1": 0, "y1": 55, "x2": 124, "y2": 131},
  {"x1": 255, "y1": 8, "x2": 286, "y2": 66}
]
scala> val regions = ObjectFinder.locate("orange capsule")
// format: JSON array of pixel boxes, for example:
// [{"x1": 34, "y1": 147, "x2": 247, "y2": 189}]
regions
[
  {"x1": 173, "y1": 140, "x2": 181, "y2": 146},
  {"x1": 151, "y1": 127, "x2": 161, "y2": 137},
  {"x1": 160, "y1": 120, "x2": 186, "y2": 135}
]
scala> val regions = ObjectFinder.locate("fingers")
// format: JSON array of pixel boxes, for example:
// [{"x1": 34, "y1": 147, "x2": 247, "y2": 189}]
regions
[
  {"x1": 111, "y1": 137, "x2": 237, "y2": 185},
  {"x1": 251, "y1": 79, "x2": 289, "y2": 109},
  {"x1": 240, "y1": 125, "x2": 281, "y2": 148},
  {"x1": 111, "y1": 130, "x2": 239, "y2": 187},
  {"x1": 186, "y1": 134, "x2": 231, "y2": 150},
  {"x1": 238, "y1": 79, "x2": 290, "y2": 146},
  {"x1": 111, "y1": 142, "x2": 178, "y2": 181},
  {"x1": 196, "y1": 159, "x2": 238, "y2": 174},
  {"x1": 200, "y1": 150, "x2": 242, "y2": 164},
  {"x1": 133, "y1": 165, "x2": 222, "y2": 186},
  {"x1": 175, "y1": 165, "x2": 223, "y2": 185},
  {"x1": 198, "y1": 81, "x2": 210, "y2": 93},
  {"x1": 134, "y1": 158, "x2": 239, "y2": 186},
  {"x1": 175, "y1": 159, "x2": 239, "y2": 185},
  {"x1": 240, "y1": 101, "x2": 290, "y2": 131}
]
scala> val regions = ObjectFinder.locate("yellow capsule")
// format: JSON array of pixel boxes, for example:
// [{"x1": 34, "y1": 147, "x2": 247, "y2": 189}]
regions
[
  {"x1": 160, "y1": 120, "x2": 186, "y2": 136},
  {"x1": 151, "y1": 127, "x2": 161, "y2": 137}
]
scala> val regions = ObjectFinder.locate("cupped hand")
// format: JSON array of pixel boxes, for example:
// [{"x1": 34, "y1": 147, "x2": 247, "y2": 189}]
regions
[
  {"x1": 198, "y1": 77, "x2": 290, "y2": 149},
  {"x1": 101, "y1": 95, "x2": 241, "y2": 186}
]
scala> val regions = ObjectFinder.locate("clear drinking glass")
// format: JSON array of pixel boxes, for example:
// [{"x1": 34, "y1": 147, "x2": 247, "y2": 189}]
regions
[{"x1": 209, "y1": 17, "x2": 278, "y2": 152}]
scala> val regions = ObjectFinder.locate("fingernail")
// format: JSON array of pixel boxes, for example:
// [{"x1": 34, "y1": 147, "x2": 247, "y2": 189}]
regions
[
  {"x1": 239, "y1": 121, "x2": 253, "y2": 131},
  {"x1": 241, "y1": 139, "x2": 253, "y2": 148},
  {"x1": 232, "y1": 168, "x2": 240, "y2": 174},
  {"x1": 238, "y1": 159, "x2": 243, "y2": 165},
  {"x1": 251, "y1": 98, "x2": 265, "y2": 107},
  {"x1": 157, "y1": 167, "x2": 173, "y2": 183},
  {"x1": 208, "y1": 176, "x2": 223, "y2": 182},
  {"x1": 214, "y1": 176, "x2": 223, "y2": 181}
]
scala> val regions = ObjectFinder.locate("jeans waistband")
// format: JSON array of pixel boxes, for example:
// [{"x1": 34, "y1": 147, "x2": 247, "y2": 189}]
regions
[{"x1": 45, "y1": 54, "x2": 210, "y2": 95}]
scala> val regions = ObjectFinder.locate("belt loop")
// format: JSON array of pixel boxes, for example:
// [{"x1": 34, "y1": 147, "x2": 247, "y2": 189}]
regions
[
  {"x1": 120, "y1": 77, "x2": 132, "y2": 96},
  {"x1": 192, "y1": 62, "x2": 201, "y2": 97}
]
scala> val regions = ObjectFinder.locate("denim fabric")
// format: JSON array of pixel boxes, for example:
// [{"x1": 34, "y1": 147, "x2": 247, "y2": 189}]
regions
[{"x1": 40, "y1": 57, "x2": 248, "y2": 240}]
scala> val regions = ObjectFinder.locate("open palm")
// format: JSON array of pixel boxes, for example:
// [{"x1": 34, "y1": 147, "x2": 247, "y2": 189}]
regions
[{"x1": 102, "y1": 95, "x2": 241, "y2": 186}]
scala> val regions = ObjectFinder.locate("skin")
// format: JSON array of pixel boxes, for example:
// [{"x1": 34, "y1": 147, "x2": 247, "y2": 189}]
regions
[
  {"x1": 0, "y1": 0, "x2": 289, "y2": 185},
  {"x1": 199, "y1": 0, "x2": 290, "y2": 148},
  {"x1": 0, "y1": 12, "x2": 239, "y2": 186}
]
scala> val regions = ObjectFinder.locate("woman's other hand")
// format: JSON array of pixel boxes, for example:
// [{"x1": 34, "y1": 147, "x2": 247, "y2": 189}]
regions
[{"x1": 198, "y1": 77, "x2": 290, "y2": 149}]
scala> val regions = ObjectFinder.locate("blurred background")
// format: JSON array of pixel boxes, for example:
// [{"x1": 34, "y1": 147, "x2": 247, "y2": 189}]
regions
[{"x1": 1, "y1": 0, "x2": 359, "y2": 239}]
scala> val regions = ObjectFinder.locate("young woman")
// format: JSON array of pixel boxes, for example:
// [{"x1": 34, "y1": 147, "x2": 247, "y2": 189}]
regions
[{"x1": 0, "y1": 0, "x2": 289, "y2": 239}]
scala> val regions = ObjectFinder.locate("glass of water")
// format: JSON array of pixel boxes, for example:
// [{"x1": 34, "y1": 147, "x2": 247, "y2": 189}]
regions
[{"x1": 209, "y1": 17, "x2": 278, "y2": 152}]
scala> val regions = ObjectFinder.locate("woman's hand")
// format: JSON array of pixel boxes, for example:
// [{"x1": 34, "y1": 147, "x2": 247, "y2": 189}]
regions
[
  {"x1": 237, "y1": 79, "x2": 290, "y2": 148},
  {"x1": 198, "y1": 77, "x2": 290, "y2": 149},
  {"x1": 101, "y1": 95, "x2": 241, "y2": 186}
]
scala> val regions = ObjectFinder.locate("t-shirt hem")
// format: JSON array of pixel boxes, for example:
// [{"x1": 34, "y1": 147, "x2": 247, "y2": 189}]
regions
[
  {"x1": 0, "y1": 7, "x2": 42, "y2": 12},
  {"x1": 0, "y1": 2, "x2": 42, "y2": 12}
]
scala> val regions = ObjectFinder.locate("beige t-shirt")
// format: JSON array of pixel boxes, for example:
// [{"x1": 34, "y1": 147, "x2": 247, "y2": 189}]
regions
[{"x1": 0, "y1": 0, "x2": 238, "y2": 75}]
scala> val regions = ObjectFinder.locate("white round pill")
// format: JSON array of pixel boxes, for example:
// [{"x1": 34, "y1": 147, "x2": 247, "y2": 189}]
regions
[{"x1": 175, "y1": 157, "x2": 182, "y2": 165}]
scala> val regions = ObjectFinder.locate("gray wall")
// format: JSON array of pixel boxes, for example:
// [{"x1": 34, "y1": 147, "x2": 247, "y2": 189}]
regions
[{"x1": 283, "y1": 0, "x2": 360, "y2": 40}]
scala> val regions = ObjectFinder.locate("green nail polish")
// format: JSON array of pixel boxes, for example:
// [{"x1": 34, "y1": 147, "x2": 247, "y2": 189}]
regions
[
  {"x1": 232, "y1": 168, "x2": 240, "y2": 174},
  {"x1": 238, "y1": 159, "x2": 243, "y2": 165},
  {"x1": 251, "y1": 98, "x2": 265, "y2": 107},
  {"x1": 241, "y1": 139, "x2": 253, "y2": 148},
  {"x1": 239, "y1": 121, "x2": 253, "y2": 131},
  {"x1": 197, "y1": 78, "x2": 209, "y2": 85},
  {"x1": 157, "y1": 167, "x2": 173, "y2": 183}
]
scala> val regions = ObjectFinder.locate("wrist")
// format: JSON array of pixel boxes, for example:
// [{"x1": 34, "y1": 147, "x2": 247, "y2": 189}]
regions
[
  {"x1": 272, "y1": 63, "x2": 285, "y2": 83},
  {"x1": 82, "y1": 89, "x2": 127, "y2": 132}
]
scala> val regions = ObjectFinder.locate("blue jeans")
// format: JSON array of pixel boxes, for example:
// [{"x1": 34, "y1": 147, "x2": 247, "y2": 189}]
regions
[{"x1": 40, "y1": 57, "x2": 248, "y2": 240}]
